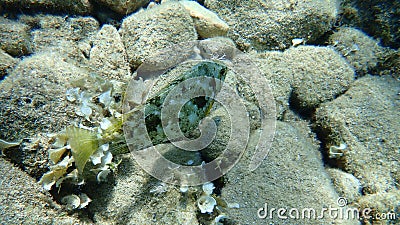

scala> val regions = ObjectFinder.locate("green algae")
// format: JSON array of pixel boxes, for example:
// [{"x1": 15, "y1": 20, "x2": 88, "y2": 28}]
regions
[{"x1": 65, "y1": 126, "x2": 99, "y2": 174}]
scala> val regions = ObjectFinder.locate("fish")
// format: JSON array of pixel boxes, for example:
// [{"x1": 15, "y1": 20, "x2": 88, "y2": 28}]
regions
[
  {"x1": 124, "y1": 60, "x2": 228, "y2": 151},
  {"x1": 144, "y1": 61, "x2": 228, "y2": 147}
]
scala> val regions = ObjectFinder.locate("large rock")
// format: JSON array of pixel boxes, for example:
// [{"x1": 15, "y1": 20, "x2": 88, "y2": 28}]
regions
[
  {"x1": 378, "y1": 50, "x2": 400, "y2": 79},
  {"x1": 284, "y1": 46, "x2": 355, "y2": 112},
  {"x1": 179, "y1": 1, "x2": 229, "y2": 39},
  {"x1": 0, "y1": 158, "x2": 84, "y2": 224},
  {"x1": 204, "y1": 0, "x2": 338, "y2": 51},
  {"x1": 28, "y1": 15, "x2": 99, "y2": 57},
  {"x1": 256, "y1": 42, "x2": 388, "y2": 129},
  {"x1": 220, "y1": 121, "x2": 358, "y2": 224},
  {"x1": 87, "y1": 151, "x2": 200, "y2": 224},
  {"x1": 329, "y1": 27, "x2": 388, "y2": 76},
  {"x1": 315, "y1": 75, "x2": 399, "y2": 194},
  {"x1": 327, "y1": 168, "x2": 362, "y2": 204},
  {"x1": 0, "y1": 0, "x2": 92, "y2": 15},
  {"x1": 252, "y1": 46, "x2": 355, "y2": 119},
  {"x1": 0, "y1": 49, "x2": 19, "y2": 79},
  {"x1": 93, "y1": 0, "x2": 149, "y2": 15},
  {"x1": 0, "y1": 17, "x2": 31, "y2": 56},
  {"x1": 252, "y1": 51, "x2": 293, "y2": 120},
  {"x1": 340, "y1": 0, "x2": 400, "y2": 49},
  {"x1": 357, "y1": 190, "x2": 400, "y2": 224},
  {"x1": 119, "y1": 1, "x2": 197, "y2": 69},
  {"x1": 89, "y1": 25, "x2": 131, "y2": 81},
  {"x1": 0, "y1": 52, "x2": 87, "y2": 141}
]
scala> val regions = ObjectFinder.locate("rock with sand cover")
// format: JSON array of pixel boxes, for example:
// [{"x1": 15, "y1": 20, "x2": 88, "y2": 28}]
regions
[
  {"x1": 315, "y1": 75, "x2": 399, "y2": 194},
  {"x1": 120, "y1": 2, "x2": 197, "y2": 69},
  {"x1": 204, "y1": 0, "x2": 338, "y2": 51}
]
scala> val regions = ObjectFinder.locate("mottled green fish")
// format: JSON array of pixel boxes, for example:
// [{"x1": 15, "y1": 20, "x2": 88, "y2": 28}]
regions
[{"x1": 144, "y1": 61, "x2": 227, "y2": 146}]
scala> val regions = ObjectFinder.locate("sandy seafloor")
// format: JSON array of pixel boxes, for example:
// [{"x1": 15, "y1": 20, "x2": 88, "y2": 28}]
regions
[{"x1": 0, "y1": 0, "x2": 399, "y2": 225}]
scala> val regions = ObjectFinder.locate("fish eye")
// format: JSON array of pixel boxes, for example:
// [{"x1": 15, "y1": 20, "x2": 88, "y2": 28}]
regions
[{"x1": 219, "y1": 67, "x2": 227, "y2": 76}]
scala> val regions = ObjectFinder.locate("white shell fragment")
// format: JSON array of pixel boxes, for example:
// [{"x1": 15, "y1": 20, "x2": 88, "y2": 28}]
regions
[
  {"x1": 125, "y1": 77, "x2": 152, "y2": 106},
  {"x1": 39, "y1": 156, "x2": 74, "y2": 190},
  {"x1": 80, "y1": 103, "x2": 92, "y2": 117},
  {"x1": 61, "y1": 193, "x2": 92, "y2": 210},
  {"x1": 292, "y1": 38, "x2": 304, "y2": 46},
  {"x1": 61, "y1": 194, "x2": 81, "y2": 210},
  {"x1": 214, "y1": 215, "x2": 228, "y2": 225},
  {"x1": 99, "y1": 90, "x2": 112, "y2": 107},
  {"x1": 186, "y1": 159, "x2": 194, "y2": 165},
  {"x1": 329, "y1": 143, "x2": 347, "y2": 158},
  {"x1": 227, "y1": 202, "x2": 240, "y2": 208},
  {"x1": 97, "y1": 169, "x2": 111, "y2": 183},
  {"x1": 55, "y1": 169, "x2": 83, "y2": 188},
  {"x1": 89, "y1": 143, "x2": 113, "y2": 183},
  {"x1": 100, "y1": 118, "x2": 112, "y2": 130},
  {"x1": 179, "y1": 186, "x2": 189, "y2": 193},
  {"x1": 90, "y1": 144, "x2": 109, "y2": 165},
  {"x1": 90, "y1": 149, "x2": 105, "y2": 165},
  {"x1": 101, "y1": 151, "x2": 113, "y2": 165},
  {"x1": 39, "y1": 171, "x2": 60, "y2": 191},
  {"x1": 66, "y1": 88, "x2": 80, "y2": 102},
  {"x1": 78, "y1": 193, "x2": 92, "y2": 209},
  {"x1": 149, "y1": 182, "x2": 168, "y2": 194},
  {"x1": 202, "y1": 182, "x2": 215, "y2": 195},
  {"x1": 197, "y1": 195, "x2": 217, "y2": 213}
]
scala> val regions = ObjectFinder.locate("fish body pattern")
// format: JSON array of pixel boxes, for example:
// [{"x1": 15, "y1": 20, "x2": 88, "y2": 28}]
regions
[{"x1": 144, "y1": 61, "x2": 227, "y2": 147}]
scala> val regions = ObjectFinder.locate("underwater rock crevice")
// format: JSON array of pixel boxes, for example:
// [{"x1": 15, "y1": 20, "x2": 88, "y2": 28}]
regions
[
  {"x1": 287, "y1": 89, "x2": 315, "y2": 120},
  {"x1": 311, "y1": 120, "x2": 344, "y2": 169},
  {"x1": 287, "y1": 86, "x2": 353, "y2": 169}
]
